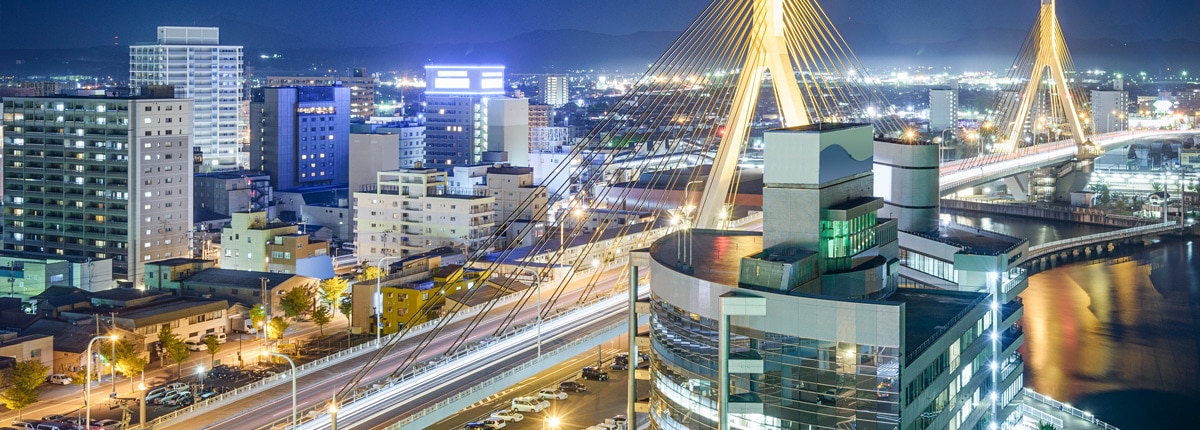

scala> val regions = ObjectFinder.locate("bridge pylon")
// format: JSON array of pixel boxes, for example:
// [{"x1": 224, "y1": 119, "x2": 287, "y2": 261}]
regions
[{"x1": 997, "y1": 0, "x2": 1098, "y2": 159}]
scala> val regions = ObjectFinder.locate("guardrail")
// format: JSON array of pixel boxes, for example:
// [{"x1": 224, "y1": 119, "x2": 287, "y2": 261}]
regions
[
  {"x1": 269, "y1": 280, "x2": 636, "y2": 429},
  {"x1": 1024, "y1": 389, "x2": 1119, "y2": 430},
  {"x1": 1020, "y1": 403, "x2": 1064, "y2": 429}
]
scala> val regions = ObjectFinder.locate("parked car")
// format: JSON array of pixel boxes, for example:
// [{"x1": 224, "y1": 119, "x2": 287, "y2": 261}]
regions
[
  {"x1": 39, "y1": 415, "x2": 63, "y2": 422},
  {"x1": 159, "y1": 391, "x2": 187, "y2": 406},
  {"x1": 818, "y1": 389, "x2": 838, "y2": 405},
  {"x1": 462, "y1": 422, "x2": 486, "y2": 430},
  {"x1": 46, "y1": 374, "x2": 72, "y2": 385},
  {"x1": 165, "y1": 382, "x2": 189, "y2": 391},
  {"x1": 581, "y1": 366, "x2": 609, "y2": 381},
  {"x1": 558, "y1": 380, "x2": 587, "y2": 392},
  {"x1": 509, "y1": 396, "x2": 549, "y2": 413},
  {"x1": 10, "y1": 421, "x2": 36, "y2": 430},
  {"x1": 144, "y1": 387, "x2": 170, "y2": 404},
  {"x1": 488, "y1": 410, "x2": 524, "y2": 423},
  {"x1": 481, "y1": 417, "x2": 506, "y2": 429},
  {"x1": 91, "y1": 419, "x2": 123, "y2": 430},
  {"x1": 184, "y1": 340, "x2": 207, "y2": 351},
  {"x1": 537, "y1": 388, "x2": 568, "y2": 400},
  {"x1": 166, "y1": 392, "x2": 193, "y2": 407}
]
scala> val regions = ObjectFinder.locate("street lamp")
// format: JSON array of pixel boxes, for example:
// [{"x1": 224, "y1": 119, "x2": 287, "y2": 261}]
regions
[
  {"x1": 329, "y1": 399, "x2": 339, "y2": 430},
  {"x1": 513, "y1": 267, "x2": 544, "y2": 361},
  {"x1": 266, "y1": 352, "x2": 297, "y2": 428},
  {"x1": 85, "y1": 334, "x2": 117, "y2": 428},
  {"x1": 375, "y1": 255, "x2": 402, "y2": 345},
  {"x1": 196, "y1": 365, "x2": 205, "y2": 392},
  {"x1": 544, "y1": 415, "x2": 560, "y2": 430},
  {"x1": 137, "y1": 382, "x2": 147, "y2": 430}
]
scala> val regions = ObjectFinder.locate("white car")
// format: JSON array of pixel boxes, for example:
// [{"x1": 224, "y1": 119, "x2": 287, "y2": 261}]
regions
[
  {"x1": 47, "y1": 373, "x2": 72, "y2": 385},
  {"x1": 481, "y1": 417, "x2": 506, "y2": 429},
  {"x1": 489, "y1": 410, "x2": 524, "y2": 423},
  {"x1": 537, "y1": 388, "x2": 568, "y2": 400},
  {"x1": 92, "y1": 419, "x2": 123, "y2": 430},
  {"x1": 184, "y1": 340, "x2": 207, "y2": 351},
  {"x1": 509, "y1": 396, "x2": 549, "y2": 413}
]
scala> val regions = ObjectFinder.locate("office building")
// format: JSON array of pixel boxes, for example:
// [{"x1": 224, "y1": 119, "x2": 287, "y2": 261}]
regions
[
  {"x1": 220, "y1": 211, "x2": 332, "y2": 278},
  {"x1": 1, "y1": 93, "x2": 193, "y2": 283},
  {"x1": 193, "y1": 171, "x2": 273, "y2": 216},
  {"x1": 537, "y1": 74, "x2": 569, "y2": 108},
  {"x1": 250, "y1": 86, "x2": 351, "y2": 191},
  {"x1": 483, "y1": 97, "x2": 530, "y2": 166},
  {"x1": 423, "y1": 65, "x2": 505, "y2": 166},
  {"x1": 129, "y1": 26, "x2": 244, "y2": 171},
  {"x1": 267, "y1": 74, "x2": 377, "y2": 119},
  {"x1": 644, "y1": 124, "x2": 1014, "y2": 430},
  {"x1": 486, "y1": 165, "x2": 549, "y2": 247},
  {"x1": 348, "y1": 117, "x2": 427, "y2": 193},
  {"x1": 929, "y1": 87, "x2": 958, "y2": 132},
  {"x1": 353, "y1": 168, "x2": 495, "y2": 264},
  {"x1": 1090, "y1": 90, "x2": 1129, "y2": 134}
]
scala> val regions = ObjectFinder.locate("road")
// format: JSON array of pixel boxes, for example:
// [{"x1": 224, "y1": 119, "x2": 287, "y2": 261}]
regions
[
  {"x1": 164, "y1": 267, "x2": 632, "y2": 429},
  {"x1": 435, "y1": 342, "x2": 649, "y2": 430}
]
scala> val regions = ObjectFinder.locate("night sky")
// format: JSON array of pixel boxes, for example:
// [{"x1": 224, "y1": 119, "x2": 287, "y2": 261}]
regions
[{"x1": 1, "y1": 0, "x2": 1196, "y2": 50}]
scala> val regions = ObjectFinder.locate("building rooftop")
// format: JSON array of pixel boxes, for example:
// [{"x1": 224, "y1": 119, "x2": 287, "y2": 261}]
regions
[
  {"x1": 194, "y1": 171, "x2": 271, "y2": 180},
  {"x1": 0, "y1": 334, "x2": 50, "y2": 348},
  {"x1": 610, "y1": 165, "x2": 764, "y2": 195},
  {"x1": 487, "y1": 166, "x2": 534, "y2": 175},
  {"x1": 910, "y1": 222, "x2": 1026, "y2": 256},
  {"x1": 90, "y1": 287, "x2": 170, "y2": 302},
  {"x1": 650, "y1": 229, "x2": 763, "y2": 287},
  {"x1": 115, "y1": 297, "x2": 228, "y2": 328},
  {"x1": 24, "y1": 318, "x2": 100, "y2": 354},
  {"x1": 182, "y1": 268, "x2": 308, "y2": 289},
  {"x1": 444, "y1": 283, "x2": 506, "y2": 308},
  {"x1": 146, "y1": 258, "x2": 212, "y2": 267},
  {"x1": 888, "y1": 288, "x2": 988, "y2": 359},
  {"x1": 778, "y1": 123, "x2": 868, "y2": 133}
]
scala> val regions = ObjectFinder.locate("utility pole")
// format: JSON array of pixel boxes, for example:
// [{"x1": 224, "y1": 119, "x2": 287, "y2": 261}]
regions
[{"x1": 260, "y1": 277, "x2": 270, "y2": 341}]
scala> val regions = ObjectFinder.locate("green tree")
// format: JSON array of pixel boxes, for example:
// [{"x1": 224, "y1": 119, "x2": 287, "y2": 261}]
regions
[
  {"x1": 338, "y1": 294, "x2": 353, "y2": 325},
  {"x1": 268, "y1": 316, "x2": 290, "y2": 340},
  {"x1": 280, "y1": 286, "x2": 315, "y2": 320},
  {"x1": 319, "y1": 277, "x2": 349, "y2": 311},
  {"x1": 249, "y1": 303, "x2": 267, "y2": 335},
  {"x1": 1037, "y1": 422, "x2": 1057, "y2": 430},
  {"x1": 99, "y1": 338, "x2": 148, "y2": 392},
  {"x1": 156, "y1": 325, "x2": 183, "y2": 364},
  {"x1": 312, "y1": 305, "x2": 332, "y2": 336},
  {"x1": 202, "y1": 335, "x2": 222, "y2": 367},
  {"x1": 356, "y1": 266, "x2": 382, "y2": 282},
  {"x1": 158, "y1": 325, "x2": 190, "y2": 379},
  {"x1": 0, "y1": 359, "x2": 48, "y2": 419}
]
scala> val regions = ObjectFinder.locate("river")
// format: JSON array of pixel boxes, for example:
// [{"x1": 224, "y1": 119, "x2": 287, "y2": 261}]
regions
[{"x1": 946, "y1": 212, "x2": 1198, "y2": 429}]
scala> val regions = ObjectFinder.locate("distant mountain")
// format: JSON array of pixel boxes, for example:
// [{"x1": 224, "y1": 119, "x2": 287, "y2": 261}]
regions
[{"x1": 2, "y1": 28, "x2": 1197, "y2": 79}]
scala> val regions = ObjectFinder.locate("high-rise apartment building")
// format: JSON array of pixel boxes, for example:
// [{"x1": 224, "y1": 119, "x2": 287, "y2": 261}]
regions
[
  {"x1": 537, "y1": 74, "x2": 569, "y2": 108},
  {"x1": 1090, "y1": 90, "x2": 1129, "y2": 134},
  {"x1": 249, "y1": 86, "x2": 351, "y2": 192},
  {"x1": 484, "y1": 97, "x2": 530, "y2": 166},
  {"x1": 129, "y1": 26, "x2": 244, "y2": 172},
  {"x1": 1, "y1": 93, "x2": 194, "y2": 283},
  {"x1": 353, "y1": 168, "x2": 495, "y2": 264},
  {"x1": 423, "y1": 65, "x2": 506, "y2": 166},
  {"x1": 929, "y1": 87, "x2": 958, "y2": 133},
  {"x1": 266, "y1": 75, "x2": 377, "y2": 119}
]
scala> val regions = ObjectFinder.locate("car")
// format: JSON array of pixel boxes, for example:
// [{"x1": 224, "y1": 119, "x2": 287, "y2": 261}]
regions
[
  {"x1": 509, "y1": 396, "x2": 550, "y2": 413},
  {"x1": 144, "y1": 387, "x2": 170, "y2": 404},
  {"x1": 91, "y1": 419, "x2": 123, "y2": 430},
  {"x1": 39, "y1": 415, "x2": 64, "y2": 422},
  {"x1": 462, "y1": 422, "x2": 486, "y2": 430},
  {"x1": 10, "y1": 421, "x2": 36, "y2": 430},
  {"x1": 481, "y1": 417, "x2": 506, "y2": 429},
  {"x1": 610, "y1": 362, "x2": 628, "y2": 371},
  {"x1": 558, "y1": 380, "x2": 587, "y2": 392},
  {"x1": 166, "y1": 392, "x2": 193, "y2": 407},
  {"x1": 581, "y1": 366, "x2": 609, "y2": 381},
  {"x1": 488, "y1": 410, "x2": 524, "y2": 423},
  {"x1": 184, "y1": 340, "x2": 207, "y2": 351},
  {"x1": 165, "y1": 382, "x2": 189, "y2": 391},
  {"x1": 537, "y1": 388, "x2": 568, "y2": 400},
  {"x1": 47, "y1": 373, "x2": 72, "y2": 385},
  {"x1": 159, "y1": 391, "x2": 187, "y2": 406},
  {"x1": 818, "y1": 389, "x2": 838, "y2": 404}
]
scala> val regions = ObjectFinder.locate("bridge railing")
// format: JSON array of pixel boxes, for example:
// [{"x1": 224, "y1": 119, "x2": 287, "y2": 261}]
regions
[
  {"x1": 1024, "y1": 221, "x2": 1176, "y2": 262},
  {"x1": 1024, "y1": 389, "x2": 1120, "y2": 430}
]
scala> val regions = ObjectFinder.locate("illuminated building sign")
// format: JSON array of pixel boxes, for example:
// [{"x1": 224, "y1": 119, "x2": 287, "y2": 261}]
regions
[{"x1": 425, "y1": 65, "x2": 506, "y2": 95}]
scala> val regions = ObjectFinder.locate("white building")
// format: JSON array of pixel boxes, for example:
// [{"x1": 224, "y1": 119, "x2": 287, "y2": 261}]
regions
[
  {"x1": 483, "y1": 97, "x2": 530, "y2": 166},
  {"x1": 1091, "y1": 90, "x2": 1129, "y2": 134},
  {"x1": 354, "y1": 169, "x2": 495, "y2": 264},
  {"x1": 929, "y1": 87, "x2": 958, "y2": 133},
  {"x1": 130, "y1": 26, "x2": 244, "y2": 171},
  {"x1": 537, "y1": 74, "x2": 569, "y2": 108}
]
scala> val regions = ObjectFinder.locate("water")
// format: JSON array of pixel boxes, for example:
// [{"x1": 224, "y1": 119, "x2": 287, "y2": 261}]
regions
[{"x1": 947, "y1": 212, "x2": 1199, "y2": 429}]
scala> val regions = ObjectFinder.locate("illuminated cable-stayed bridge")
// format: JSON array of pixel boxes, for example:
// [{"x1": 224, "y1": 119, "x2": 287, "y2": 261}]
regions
[{"x1": 148, "y1": 1, "x2": 1183, "y2": 429}]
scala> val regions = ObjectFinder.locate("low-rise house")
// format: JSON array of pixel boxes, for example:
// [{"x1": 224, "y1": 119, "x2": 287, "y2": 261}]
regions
[
  {"x1": 0, "y1": 334, "x2": 53, "y2": 371},
  {"x1": 180, "y1": 269, "x2": 317, "y2": 318},
  {"x1": 30, "y1": 286, "x2": 92, "y2": 318},
  {"x1": 111, "y1": 297, "x2": 229, "y2": 347},
  {"x1": 143, "y1": 258, "x2": 218, "y2": 293}
]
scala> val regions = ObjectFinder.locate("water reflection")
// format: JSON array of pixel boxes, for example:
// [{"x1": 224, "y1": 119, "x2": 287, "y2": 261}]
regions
[{"x1": 1020, "y1": 238, "x2": 1199, "y2": 429}]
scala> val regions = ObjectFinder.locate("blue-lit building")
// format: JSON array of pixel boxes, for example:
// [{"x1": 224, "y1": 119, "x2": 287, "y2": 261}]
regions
[
  {"x1": 423, "y1": 65, "x2": 506, "y2": 166},
  {"x1": 250, "y1": 86, "x2": 351, "y2": 191}
]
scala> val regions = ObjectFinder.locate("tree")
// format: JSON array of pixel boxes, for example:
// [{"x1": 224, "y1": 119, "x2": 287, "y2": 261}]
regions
[
  {"x1": 280, "y1": 286, "x2": 315, "y2": 320},
  {"x1": 357, "y1": 266, "x2": 382, "y2": 282},
  {"x1": 319, "y1": 277, "x2": 349, "y2": 311},
  {"x1": 268, "y1": 316, "x2": 290, "y2": 340},
  {"x1": 100, "y1": 338, "x2": 148, "y2": 392},
  {"x1": 158, "y1": 326, "x2": 190, "y2": 379},
  {"x1": 312, "y1": 305, "x2": 332, "y2": 336},
  {"x1": 1037, "y1": 422, "x2": 1057, "y2": 430},
  {"x1": 0, "y1": 359, "x2": 47, "y2": 419},
  {"x1": 249, "y1": 303, "x2": 267, "y2": 334},
  {"x1": 338, "y1": 294, "x2": 353, "y2": 325},
  {"x1": 202, "y1": 335, "x2": 222, "y2": 367}
]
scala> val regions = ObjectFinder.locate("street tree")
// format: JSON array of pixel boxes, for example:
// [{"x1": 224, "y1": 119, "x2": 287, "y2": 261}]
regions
[
  {"x1": 280, "y1": 286, "x2": 315, "y2": 320},
  {"x1": 319, "y1": 277, "x2": 349, "y2": 311},
  {"x1": 357, "y1": 266, "x2": 382, "y2": 282},
  {"x1": 202, "y1": 335, "x2": 222, "y2": 367},
  {"x1": 158, "y1": 325, "x2": 190, "y2": 379},
  {"x1": 156, "y1": 325, "x2": 183, "y2": 364},
  {"x1": 100, "y1": 338, "x2": 148, "y2": 392},
  {"x1": 312, "y1": 305, "x2": 332, "y2": 336},
  {"x1": 0, "y1": 359, "x2": 48, "y2": 419},
  {"x1": 249, "y1": 303, "x2": 267, "y2": 334},
  {"x1": 338, "y1": 294, "x2": 353, "y2": 325},
  {"x1": 268, "y1": 316, "x2": 290, "y2": 340}
]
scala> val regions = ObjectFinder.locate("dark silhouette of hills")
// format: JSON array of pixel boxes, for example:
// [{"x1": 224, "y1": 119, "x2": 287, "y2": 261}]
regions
[{"x1": 2, "y1": 28, "x2": 1197, "y2": 79}]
